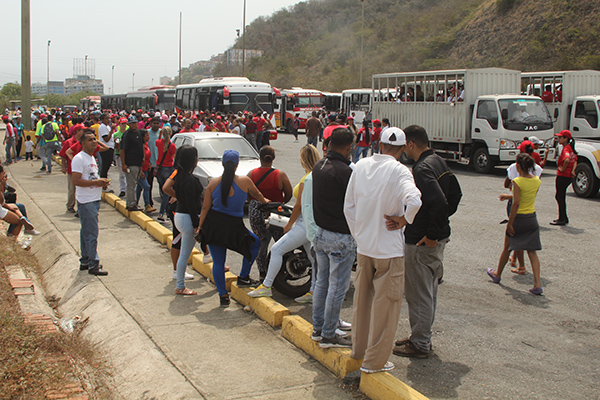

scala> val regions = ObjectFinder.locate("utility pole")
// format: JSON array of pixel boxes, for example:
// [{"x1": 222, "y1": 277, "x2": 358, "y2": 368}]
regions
[
  {"x1": 21, "y1": 0, "x2": 31, "y2": 130},
  {"x1": 359, "y1": 0, "x2": 365, "y2": 88},
  {"x1": 111, "y1": 65, "x2": 114, "y2": 94},
  {"x1": 132, "y1": 73, "x2": 135, "y2": 91},
  {"x1": 242, "y1": 0, "x2": 246, "y2": 77},
  {"x1": 85, "y1": 55, "x2": 88, "y2": 77},
  {"x1": 47, "y1": 40, "x2": 51, "y2": 97},
  {"x1": 179, "y1": 11, "x2": 182, "y2": 84}
]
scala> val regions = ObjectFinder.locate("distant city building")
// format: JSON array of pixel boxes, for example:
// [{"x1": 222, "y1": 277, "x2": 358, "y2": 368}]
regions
[
  {"x1": 30, "y1": 57, "x2": 104, "y2": 95},
  {"x1": 32, "y1": 81, "x2": 65, "y2": 96},
  {"x1": 159, "y1": 76, "x2": 171, "y2": 85},
  {"x1": 226, "y1": 49, "x2": 263, "y2": 66}
]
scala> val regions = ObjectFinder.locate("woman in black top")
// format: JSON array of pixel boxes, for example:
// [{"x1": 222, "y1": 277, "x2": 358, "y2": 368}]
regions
[{"x1": 172, "y1": 145, "x2": 202, "y2": 295}]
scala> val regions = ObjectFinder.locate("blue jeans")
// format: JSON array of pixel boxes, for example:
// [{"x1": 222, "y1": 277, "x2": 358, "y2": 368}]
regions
[
  {"x1": 307, "y1": 136, "x2": 318, "y2": 147},
  {"x1": 40, "y1": 142, "x2": 56, "y2": 171},
  {"x1": 312, "y1": 227, "x2": 356, "y2": 338},
  {"x1": 78, "y1": 200, "x2": 100, "y2": 269},
  {"x1": 174, "y1": 213, "x2": 196, "y2": 290},
  {"x1": 136, "y1": 169, "x2": 151, "y2": 207},
  {"x1": 256, "y1": 131, "x2": 264, "y2": 149},
  {"x1": 209, "y1": 230, "x2": 260, "y2": 296},
  {"x1": 7, "y1": 203, "x2": 26, "y2": 235},
  {"x1": 158, "y1": 166, "x2": 174, "y2": 215},
  {"x1": 5, "y1": 137, "x2": 16, "y2": 163},
  {"x1": 354, "y1": 146, "x2": 369, "y2": 163}
]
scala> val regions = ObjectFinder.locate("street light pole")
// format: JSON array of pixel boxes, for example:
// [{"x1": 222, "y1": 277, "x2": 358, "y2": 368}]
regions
[
  {"x1": 85, "y1": 54, "x2": 88, "y2": 77},
  {"x1": 111, "y1": 65, "x2": 114, "y2": 94},
  {"x1": 179, "y1": 11, "x2": 182, "y2": 85},
  {"x1": 242, "y1": 0, "x2": 246, "y2": 77},
  {"x1": 21, "y1": 0, "x2": 32, "y2": 130},
  {"x1": 359, "y1": 0, "x2": 364, "y2": 88},
  {"x1": 132, "y1": 73, "x2": 135, "y2": 91},
  {"x1": 47, "y1": 40, "x2": 51, "y2": 96}
]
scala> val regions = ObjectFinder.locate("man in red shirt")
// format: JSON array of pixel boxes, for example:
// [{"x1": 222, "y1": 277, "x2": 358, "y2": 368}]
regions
[
  {"x1": 371, "y1": 119, "x2": 382, "y2": 155},
  {"x1": 60, "y1": 124, "x2": 85, "y2": 213},
  {"x1": 214, "y1": 116, "x2": 226, "y2": 132},
  {"x1": 541, "y1": 85, "x2": 553, "y2": 103}
]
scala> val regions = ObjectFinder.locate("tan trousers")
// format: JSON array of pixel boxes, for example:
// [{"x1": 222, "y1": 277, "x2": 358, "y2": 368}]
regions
[
  {"x1": 351, "y1": 254, "x2": 404, "y2": 370},
  {"x1": 66, "y1": 173, "x2": 76, "y2": 211}
]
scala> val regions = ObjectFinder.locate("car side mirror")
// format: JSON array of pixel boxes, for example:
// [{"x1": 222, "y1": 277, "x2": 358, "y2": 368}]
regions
[
  {"x1": 554, "y1": 108, "x2": 559, "y2": 118},
  {"x1": 501, "y1": 109, "x2": 508, "y2": 120}
]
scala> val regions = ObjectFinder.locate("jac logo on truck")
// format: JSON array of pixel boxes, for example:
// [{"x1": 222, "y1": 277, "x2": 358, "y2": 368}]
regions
[{"x1": 525, "y1": 126, "x2": 538, "y2": 131}]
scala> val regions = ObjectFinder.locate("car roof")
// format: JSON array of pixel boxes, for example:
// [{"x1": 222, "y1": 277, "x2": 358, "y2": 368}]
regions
[{"x1": 172, "y1": 132, "x2": 241, "y2": 140}]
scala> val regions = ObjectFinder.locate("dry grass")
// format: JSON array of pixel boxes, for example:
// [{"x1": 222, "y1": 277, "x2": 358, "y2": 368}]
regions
[{"x1": 0, "y1": 233, "x2": 112, "y2": 399}]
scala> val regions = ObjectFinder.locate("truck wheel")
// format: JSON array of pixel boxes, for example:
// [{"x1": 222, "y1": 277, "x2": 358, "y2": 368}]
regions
[
  {"x1": 472, "y1": 147, "x2": 494, "y2": 174},
  {"x1": 573, "y1": 163, "x2": 600, "y2": 198}
]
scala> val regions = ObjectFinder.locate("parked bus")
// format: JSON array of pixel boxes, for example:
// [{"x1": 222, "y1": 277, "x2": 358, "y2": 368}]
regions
[
  {"x1": 100, "y1": 86, "x2": 175, "y2": 112},
  {"x1": 80, "y1": 96, "x2": 101, "y2": 111},
  {"x1": 322, "y1": 92, "x2": 341, "y2": 113},
  {"x1": 175, "y1": 77, "x2": 274, "y2": 117},
  {"x1": 101, "y1": 94, "x2": 126, "y2": 111},
  {"x1": 273, "y1": 88, "x2": 324, "y2": 132},
  {"x1": 340, "y1": 89, "x2": 381, "y2": 124}
]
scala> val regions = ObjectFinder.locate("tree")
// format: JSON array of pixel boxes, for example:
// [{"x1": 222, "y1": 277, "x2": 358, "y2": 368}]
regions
[{"x1": 0, "y1": 82, "x2": 22, "y2": 99}]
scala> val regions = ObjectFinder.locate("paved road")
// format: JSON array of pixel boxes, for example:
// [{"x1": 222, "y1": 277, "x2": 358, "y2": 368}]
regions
[{"x1": 263, "y1": 134, "x2": 600, "y2": 399}]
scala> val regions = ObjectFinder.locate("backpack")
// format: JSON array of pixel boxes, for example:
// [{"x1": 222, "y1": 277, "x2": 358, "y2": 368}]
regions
[{"x1": 43, "y1": 122, "x2": 56, "y2": 141}]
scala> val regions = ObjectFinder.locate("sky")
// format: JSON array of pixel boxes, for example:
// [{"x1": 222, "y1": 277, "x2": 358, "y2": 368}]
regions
[{"x1": 1, "y1": 0, "x2": 305, "y2": 94}]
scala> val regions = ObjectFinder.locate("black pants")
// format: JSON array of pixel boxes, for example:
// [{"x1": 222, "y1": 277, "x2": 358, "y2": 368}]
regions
[
  {"x1": 147, "y1": 166, "x2": 156, "y2": 206},
  {"x1": 555, "y1": 175, "x2": 572, "y2": 222},
  {"x1": 99, "y1": 148, "x2": 114, "y2": 178},
  {"x1": 16, "y1": 137, "x2": 23, "y2": 158}
]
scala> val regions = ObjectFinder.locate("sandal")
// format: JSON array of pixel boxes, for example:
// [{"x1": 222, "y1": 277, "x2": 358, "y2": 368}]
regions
[
  {"x1": 508, "y1": 256, "x2": 517, "y2": 267},
  {"x1": 175, "y1": 288, "x2": 198, "y2": 295},
  {"x1": 510, "y1": 267, "x2": 526, "y2": 275}
]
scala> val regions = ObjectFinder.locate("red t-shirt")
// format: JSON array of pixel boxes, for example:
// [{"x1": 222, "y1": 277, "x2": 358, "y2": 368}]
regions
[
  {"x1": 256, "y1": 117, "x2": 266, "y2": 131},
  {"x1": 155, "y1": 140, "x2": 177, "y2": 168},
  {"x1": 214, "y1": 122, "x2": 226, "y2": 132},
  {"x1": 541, "y1": 91, "x2": 553, "y2": 103},
  {"x1": 531, "y1": 152, "x2": 542, "y2": 166},
  {"x1": 142, "y1": 143, "x2": 151, "y2": 171},
  {"x1": 356, "y1": 127, "x2": 370, "y2": 147},
  {"x1": 59, "y1": 137, "x2": 77, "y2": 174},
  {"x1": 557, "y1": 144, "x2": 577, "y2": 177},
  {"x1": 371, "y1": 127, "x2": 381, "y2": 143},
  {"x1": 250, "y1": 167, "x2": 284, "y2": 203}
]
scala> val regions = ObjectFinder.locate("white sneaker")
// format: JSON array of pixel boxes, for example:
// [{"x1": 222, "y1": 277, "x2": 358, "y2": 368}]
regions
[
  {"x1": 24, "y1": 229, "x2": 41, "y2": 236},
  {"x1": 203, "y1": 253, "x2": 212, "y2": 264},
  {"x1": 338, "y1": 318, "x2": 352, "y2": 331},
  {"x1": 172, "y1": 270, "x2": 194, "y2": 280},
  {"x1": 360, "y1": 361, "x2": 395, "y2": 374},
  {"x1": 335, "y1": 328, "x2": 349, "y2": 338},
  {"x1": 20, "y1": 217, "x2": 35, "y2": 231}
]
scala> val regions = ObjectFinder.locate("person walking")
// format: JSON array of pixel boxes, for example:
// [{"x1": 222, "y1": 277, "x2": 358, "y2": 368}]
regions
[
  {"x1": 487, "y1": 153, "x2": 543, "y2": 295},
  {"x1": 2, "y1": 115, "x2": 17, "y2": 164},
  {"x1": 292, "y1": 114, "x2": 300, "y2": 142},
  {"x1": 121, "y1": 116, "x2": 145, "y2": 211},
  {"x1": 390, "y1": 125, "x2": 462, "y2": 359},
  {"x1": 311, "y1": 127, "x2": 356, "y2": 348},
  {"x1": 71, "y1": 129, "x2": 110, "y2": 276},
  {"x1": 344, "y1": 127, "x2": 422, "y2": 373},
  {"x1": 246, "y1": 146, "x2": 293, "y2": 279},
  {"x1": 198, "y1": 150, "x2": 269, "y2": 306},
  {"x1": 59, "y1": 123, "x2": 85, "y2": 214},
  {"x1": 550, "y1": 130, "x2": 577, "y2": 226},
  {"x1": 305, "y1": 111, "x2": 321, "y2": 147},
  {"x1": 135, "y1": 130, "x2": 154, "y2": 213},
  {"x1": 155, "y1": 126, "x2": 177, "y2": 220},
  {"x1": 248, "y1": 144, "x2": 320, "y2": 298}
]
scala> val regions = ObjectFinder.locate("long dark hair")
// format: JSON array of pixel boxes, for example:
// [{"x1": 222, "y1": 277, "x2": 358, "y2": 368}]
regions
[
  {"x1": 220, "y1": 161, "x2": 236, "y2": 207},
  {"x1": 567, "y1": 138, "x2": 577, "y2": 155},
  {"x1": 173, "y1": 145, "x2": 197, "y2": 186},
  {"x1": 362, "y1": 120, "x2": 371, "y2": 144},
  {"x1": 516, "y1": 153, "x2": 534, "y2": 174}
]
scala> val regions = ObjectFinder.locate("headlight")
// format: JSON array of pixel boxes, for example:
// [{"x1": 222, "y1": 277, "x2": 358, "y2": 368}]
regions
[
  {"x1": 500, "y1": 139, "x2": 517, "y2": 149},
  {"x1": 544, "y1": 137, "x2": 556, "y2": 147}
]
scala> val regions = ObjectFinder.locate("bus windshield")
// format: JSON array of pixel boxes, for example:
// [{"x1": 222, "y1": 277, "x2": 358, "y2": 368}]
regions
[
  {"x1": 295, "y1": 96, "x2": 323, "y2": 108},
  {"x1": 499, "y1": 99, "x2": 552, "y2": 131}
]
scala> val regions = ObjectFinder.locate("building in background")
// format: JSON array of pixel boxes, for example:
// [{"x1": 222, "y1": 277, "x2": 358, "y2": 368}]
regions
[{"x1": 31, "y1": 57, "x2": 104, "y2": 96}]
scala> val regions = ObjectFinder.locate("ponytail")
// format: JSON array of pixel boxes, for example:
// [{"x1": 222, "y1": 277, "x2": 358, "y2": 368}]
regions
[
  {"x1": 569, "y1": 138, "x2": 577, "y2": 155},
  {"x1": 221, "y1": 161, "x2": 236, "y2": 207}
]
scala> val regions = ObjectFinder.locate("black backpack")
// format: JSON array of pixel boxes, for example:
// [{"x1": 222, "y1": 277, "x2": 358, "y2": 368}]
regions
[{"x1": 43, "y1": 122, "x2": 55, "y2": 141}]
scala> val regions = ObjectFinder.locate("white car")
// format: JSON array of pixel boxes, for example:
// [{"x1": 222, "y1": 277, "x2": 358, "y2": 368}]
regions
[{"x1": 171, "y1": 132, "x2": 260, "y2": 189}]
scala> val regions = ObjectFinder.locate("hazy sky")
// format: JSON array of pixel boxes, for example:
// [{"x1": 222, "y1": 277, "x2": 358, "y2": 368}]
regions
[{"x1": 2, "y1": 0, "x2": 305, "y2": 94}]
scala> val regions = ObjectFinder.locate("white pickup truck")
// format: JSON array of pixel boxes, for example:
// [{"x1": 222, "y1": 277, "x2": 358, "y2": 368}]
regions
[{"x1": 522, "y1": 71, "x2": 600, "y2": 197}]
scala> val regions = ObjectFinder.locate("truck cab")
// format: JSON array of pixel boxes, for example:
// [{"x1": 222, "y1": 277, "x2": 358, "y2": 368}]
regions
[{"x1": 570, "y1": 95, "x2": 600, "y2": 137}]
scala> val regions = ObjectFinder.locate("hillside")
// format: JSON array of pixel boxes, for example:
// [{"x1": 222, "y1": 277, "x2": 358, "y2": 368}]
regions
[{"x1": 213, "y1": 0, "x2": 600, "y2": 91}]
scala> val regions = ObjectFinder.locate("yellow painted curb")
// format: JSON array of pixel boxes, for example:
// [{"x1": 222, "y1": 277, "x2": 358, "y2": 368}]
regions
[
  {"x1": 188, "y1": 248, "x2": 201, "y2": 264},
  {"x1": 146, "y1": 221, "x2": 172, "y2": 244},
  {"x1": 166, "y1": 234, "x2": 173, "y2": 250},
  {"x1": 191, "y1": 254, "x2": 236, "y2": 292},
  {"x1": 115, "y1": 200, "x2": 129, "y2": 218},
  {"x1": 281, "y1": 315, "x2": 361, "y2": 378},
  {"x1": 230, "y1": 282, "x2": 291, "y2": 328},
  {"x1": 104, "y1": 193, "x2": 119, "y2": 207},
  {"x1": 129, "y1": 211, "x2": 154, "y2": 230},
  {"x1": 360, "y1": 371, "x2": 430, "y2": 400}
]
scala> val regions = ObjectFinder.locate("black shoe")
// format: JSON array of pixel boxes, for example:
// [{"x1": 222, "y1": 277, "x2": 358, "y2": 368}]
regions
[
  {"x1": 74, "y1": 212, "x2": 79, "y2": 218},
  {"x1": 119, "y1": 191, "x2": 126, "y2": 197},
  {"x1": 39, "y1": 166, "x2": 46, "y2": 171},
  {"x1": 237, "y1": 276, "x2": 259, "y2": 287},
  {"x1": 88, "y1": 266, "x2": 108, "y2": 276},
  {"x1": 550, "y1": 219, "x2": 567, "y2": 226},
  {"x1": 79, "y1": 264, "x2": 89, "y2": 271},
  {"x1": 319, "y1": 334, "x2": 352, "y2": 348},
  {"x1": 126, "y1": 206, "x2": 142, "y2": 211},
  {"x1": 220, "y1": 294, "x2": 230, "y2": 307}
]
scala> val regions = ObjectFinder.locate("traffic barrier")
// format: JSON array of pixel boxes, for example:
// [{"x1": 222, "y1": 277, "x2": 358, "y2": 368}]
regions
[
  {"x1": 360, "y1": 371, "x2": 430, "y2": 400},
  {"x1": 146, "y1": 221, "x2": 171, "y2": 245},
  {"x1": 129, "y1": 211, "x2": 154, "y2": 230},
  {"x1": 230, "y1": 282, "x2": 291, "y2": 328},
  {"x1": 281, "y1": 315, "x2": 361, "y2": 378}
]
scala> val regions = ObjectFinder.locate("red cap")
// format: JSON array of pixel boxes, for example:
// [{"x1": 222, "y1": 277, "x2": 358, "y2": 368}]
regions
[
  {"x1": 119, "y1": 117, "x2": 127, "y2": 124},
  {"x1": 518, "y1": 140, "x2": 533, "y2": 153},
  {"x1": 555, "y1": 129, "x2": 572, "y2": 139},
  {"x1": 72, "y1": 123, "x2": 85, "y2": 132},
  {"x1": 40, "y1": 113, "x2": 47, "y2": 118},
  {"x1": 372, "y1": 119, "x2": 381, "y2": 125}
]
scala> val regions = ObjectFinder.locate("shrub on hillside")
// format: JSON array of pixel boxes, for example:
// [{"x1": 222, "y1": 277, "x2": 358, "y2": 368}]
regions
[{"x1": 496, "y1": 0, "x2": 517, "y2": 14}]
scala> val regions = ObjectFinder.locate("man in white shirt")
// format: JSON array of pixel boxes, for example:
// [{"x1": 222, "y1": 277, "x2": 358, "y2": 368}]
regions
[
  {"x1": 98, "y1": 114, "x2": 114, "y2": 192},
  {"x1": 344, "y1": 127, "x2": 422, "y2": 374},
  {"x1": 71, "y1": 129, "x2": 110, "y2": 276}
]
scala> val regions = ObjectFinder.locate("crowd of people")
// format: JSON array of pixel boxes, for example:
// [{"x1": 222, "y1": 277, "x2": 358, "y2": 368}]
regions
[{"x1": 0, "y1": 102, "x2": 580, "y2": 375}]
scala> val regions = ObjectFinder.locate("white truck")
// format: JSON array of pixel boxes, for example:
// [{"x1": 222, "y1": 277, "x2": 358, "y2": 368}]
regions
[
  {"x1": 372, "y1": 68, "x2": 555, "y2": 173},
  {"x1": 522, "y1": 71, "x2": 600, "y2": 197}
]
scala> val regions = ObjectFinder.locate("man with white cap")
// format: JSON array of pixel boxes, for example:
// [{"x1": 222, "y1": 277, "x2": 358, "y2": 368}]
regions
[{"x1": 344, "y1": 127, "x2": 422, "y2": 373}]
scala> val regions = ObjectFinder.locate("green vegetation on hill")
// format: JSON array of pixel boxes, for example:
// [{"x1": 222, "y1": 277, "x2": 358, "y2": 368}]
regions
[{"x1": 213, "y1": 0, "x2": 600, "y2": 91}]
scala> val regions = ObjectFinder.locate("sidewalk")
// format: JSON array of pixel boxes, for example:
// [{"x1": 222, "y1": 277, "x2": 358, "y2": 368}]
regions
[{"x1": 6, "y1": 158, "x2": 354, "y2": 400}]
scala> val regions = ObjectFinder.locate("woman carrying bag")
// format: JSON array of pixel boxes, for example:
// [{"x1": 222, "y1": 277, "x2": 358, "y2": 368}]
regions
[{"x1": 156, "y1": 127, "x2": 177, "y2": 222}]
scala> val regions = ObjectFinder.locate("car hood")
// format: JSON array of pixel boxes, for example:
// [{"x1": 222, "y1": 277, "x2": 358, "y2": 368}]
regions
[{"x1": 194, "y1": 159, "x2": 261, "y2": 182}]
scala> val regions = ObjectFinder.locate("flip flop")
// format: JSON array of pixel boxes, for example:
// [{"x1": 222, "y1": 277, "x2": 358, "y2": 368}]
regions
[
  {"x1": 487, "y1": 268, "x2": 501, "y2": 284},
  {"x1": 175, "y1": 288, "x2": 198, "y2": 295},
  {"x1": 510, "y1": 267, "x2": 526, "y2": 275}
]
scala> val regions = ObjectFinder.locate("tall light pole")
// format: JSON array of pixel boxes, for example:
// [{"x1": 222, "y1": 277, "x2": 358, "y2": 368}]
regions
[
  {"x1": 359, "y1": 0, "x2": 365, "y2": 88},
  {"x1": 178, "y1": 11, "x2": 182, "y2": 84},
  {"x1": 242, "y1": 0, "x2": 246, "y2": 77},
  {"x1": 47, "y1": 40, "x2": 51, "y2": 96},
  {"x1": 132, "y1": 73, "x2": 135, "y2": 91},
  {"x1": 111, "y1": 65, "x2": 114, "y2": 94},
  {"x1": 85, "y1": 54, "x2": 88, "y2": 77},
  {"x1": 21, "y1": 0, "x2": 32, "y2": 130}
]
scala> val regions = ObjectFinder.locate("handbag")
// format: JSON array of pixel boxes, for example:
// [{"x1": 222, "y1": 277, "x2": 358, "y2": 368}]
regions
[{"x1": 154, "y1": 141, "x2": 170, "y2": 177}]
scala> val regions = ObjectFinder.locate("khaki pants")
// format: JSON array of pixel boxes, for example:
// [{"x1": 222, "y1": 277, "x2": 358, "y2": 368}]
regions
[
  {"x1": 351, "y1": 254, "x2": 404, "y2": 370},
  {"x1": 66, "y1": 173, "x2": 76, "y2": 211}
]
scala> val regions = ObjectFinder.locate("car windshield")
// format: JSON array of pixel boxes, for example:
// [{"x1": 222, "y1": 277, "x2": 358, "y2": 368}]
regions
[
  {"x1": 194, "y1": 137, "x2": 258, "y2": 160},
  {"x1": 499, "y1": 98, "x2": 552, "y2": 131}
]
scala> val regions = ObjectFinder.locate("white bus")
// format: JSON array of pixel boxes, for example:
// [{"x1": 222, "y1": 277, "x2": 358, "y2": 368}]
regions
[
  {"x1": 175, "y1": 77, "x2": 275, "y2": 116},
  {"x1": 273, "y1": 87, "x2": 324, "y2": 131},
  {"x1": 340, "y1": 89, "x2": 382, "y2": 124}
]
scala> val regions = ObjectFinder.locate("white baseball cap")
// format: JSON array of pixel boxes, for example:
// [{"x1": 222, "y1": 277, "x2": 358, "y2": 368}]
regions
[
  {"x1": 528, "y1": 136, "x2": 543, "y2": 145},
  {"x1": 380, "y1": 127, "x2": 406, "y2": 146}
]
